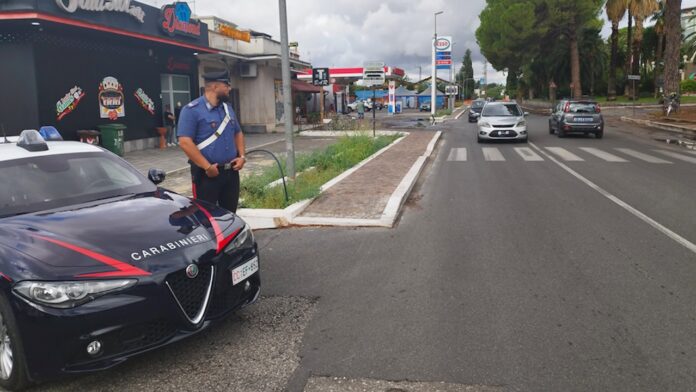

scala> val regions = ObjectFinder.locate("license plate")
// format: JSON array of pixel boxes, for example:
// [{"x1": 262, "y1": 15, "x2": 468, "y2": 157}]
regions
[
  {"x1": 232, "y1": 256, "x2": 259, "y2": 285},
  {"x1": 575, "y1": 117, "x2": 593, "y2": 122}
]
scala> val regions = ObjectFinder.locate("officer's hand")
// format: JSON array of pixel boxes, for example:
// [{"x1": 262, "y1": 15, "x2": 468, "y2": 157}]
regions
[
  {"x1": 205, "y1": 163, "x2": 219, "y2": 178},
  {"x1": 232, "y1": 157, "x2": 245, "y2": 171}
]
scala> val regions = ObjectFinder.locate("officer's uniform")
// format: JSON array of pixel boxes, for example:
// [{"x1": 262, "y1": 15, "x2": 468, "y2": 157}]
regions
[{"x1": 177, "y1": 71, "x2": 243, "y2": 213}]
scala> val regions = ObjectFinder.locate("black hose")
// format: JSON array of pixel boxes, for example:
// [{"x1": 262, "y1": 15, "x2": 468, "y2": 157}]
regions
[{"x1": 246, "y1": 149, "x2": 289, "y2": 203}]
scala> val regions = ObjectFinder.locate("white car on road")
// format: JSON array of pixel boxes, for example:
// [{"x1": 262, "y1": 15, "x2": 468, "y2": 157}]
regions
[{"x1": 477, "y1": 101, "x2": 529, "y2": 143}]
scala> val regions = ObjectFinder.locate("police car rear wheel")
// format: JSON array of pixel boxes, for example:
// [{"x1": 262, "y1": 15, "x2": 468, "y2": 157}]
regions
[{"x1": 0, "y1": 295, "x2": 29, "y2": 391}]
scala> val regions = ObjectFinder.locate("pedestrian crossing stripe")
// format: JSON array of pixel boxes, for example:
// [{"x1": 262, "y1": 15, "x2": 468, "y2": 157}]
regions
[
  {"x1": 578, "y1": 147, "x2": 628, "y2": 162},
  {"x1": 514, "y1": 147, "x2": 544, "y2": 161},
  {"x1": 444, "y1": 147, "x2": 696, "y2": 165}
]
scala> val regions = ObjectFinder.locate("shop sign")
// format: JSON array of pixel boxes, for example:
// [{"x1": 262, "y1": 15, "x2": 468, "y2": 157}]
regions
[
  {"x1": 217, "y1": 23, "x2": 251, "y2": 42},
  {"x1": 134, "y1": 88, "x2": 155, "y2": 115},
  {"x1": 55, "y1": 0, "x2": 145, "y2": 23},
  {"x1": 435, "y1": 36, "x2": 452, "y2": 52},
  {"x1": 160, "y1": 2, "x2": 201, "y2": 38},
  {"x1": 56, "y1": 86, "x2": 85, "y2": 121},
  {"x1": 98, "y1": 76, "x2": 125, "y2": 120},
  {"x1": 166, "y1": 56, "x2": 191, "y2": 72}
]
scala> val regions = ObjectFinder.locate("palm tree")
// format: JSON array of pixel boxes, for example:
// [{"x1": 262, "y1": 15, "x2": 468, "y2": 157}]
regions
[
  {"x1": 627, "y1": 0, "x2": 660, "y2": 98},
  {"x1": 663, "y1": 0, "x2": 682, "y2": 101},
  {"x1": 606, "y1": 0, "x2": 628, "y2": 100}
]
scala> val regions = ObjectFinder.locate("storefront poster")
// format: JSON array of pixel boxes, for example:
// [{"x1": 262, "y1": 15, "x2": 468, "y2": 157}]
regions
[
  {"x1": 134, "y1": 88, "x2": 155, "y2": 115},
  {"x1": 98, "y1": 76, "x2": 125, "y2": 120},
  {"x1": 56, "y1": 86, "x2": 85, "y2": 121}
]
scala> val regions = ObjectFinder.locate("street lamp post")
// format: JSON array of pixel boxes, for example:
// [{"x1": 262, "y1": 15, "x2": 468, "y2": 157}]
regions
[
  {"x1": 432, "y1": 11, "x2": 443, "y2": 117},
  {"x1": 279, "y1": 0, "x2": 295, "y2": 178}
]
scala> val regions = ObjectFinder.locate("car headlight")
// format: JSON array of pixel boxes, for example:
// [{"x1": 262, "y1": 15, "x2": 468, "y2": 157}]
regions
[
  {"x1": 224, "y1": 224, "x2": 255, "y2": 254},
  {"x1": 13, "y1": 279, "x2": 136, "y2": 309},
  {"x1": 516, "y1": 120, "x2": 526, "y2": 127},
  {"x1": 479, "y1": 121, "x2": 491, "y2": 128}
]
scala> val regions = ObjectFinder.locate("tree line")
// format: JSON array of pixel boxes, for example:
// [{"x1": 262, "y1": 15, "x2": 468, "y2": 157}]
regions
[{"x1": 475, "y1": 0, "x2": 683, "y2": 102}]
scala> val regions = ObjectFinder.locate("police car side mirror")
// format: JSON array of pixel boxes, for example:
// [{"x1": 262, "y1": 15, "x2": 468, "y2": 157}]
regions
[{"x1": 148, "y1": 168, "x2": 166, "y2": 185}]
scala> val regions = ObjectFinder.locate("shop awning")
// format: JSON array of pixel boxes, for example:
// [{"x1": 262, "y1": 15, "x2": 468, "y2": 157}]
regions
[{"x1": 291, "y1": 80, "x2": 323, "y2": 93}]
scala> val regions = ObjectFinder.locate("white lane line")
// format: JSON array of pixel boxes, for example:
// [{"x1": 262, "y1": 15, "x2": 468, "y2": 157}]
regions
[
  {"x1": 530, "y1": 142, "x2": 696, "y2": 256},
  {"x1": 653, "y1": 149, "x2": 696, "y2": 164},
  {"x1": 482, "y1": 147, "x2": 506, "y2": 161},
  {"x1": 447, "y1": 148, "x2": 467, "y2": 161},
  {"x1": 455, "y1": 108, "x2": 467, "y2": 120},
  {"x1": 514, "y1": 147, "x2": 544, "y2": 161},
  {"x1": 579, "y1": 147, "x2": 628, "y2": 162},
  {"x1": 545, "y1": 147, "x2": 584, "y2": 161},
  {"x1": 615, "y1": 148, "x2": 672, "y2": 164}
]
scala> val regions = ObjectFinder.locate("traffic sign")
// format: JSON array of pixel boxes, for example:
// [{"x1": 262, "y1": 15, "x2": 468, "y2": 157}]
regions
[
  {"x1": 363, "y1": 61, "x2": 385, "y2": 86},
  {"x1": 628, "y1": 75, "x2": 641, "y2": 81},
  {"x1": 312, "y1": 68, "x2": 330, "y2": 86},
  {"x1": 445, "y1": 85, "x2": 459, "y2": 96}
]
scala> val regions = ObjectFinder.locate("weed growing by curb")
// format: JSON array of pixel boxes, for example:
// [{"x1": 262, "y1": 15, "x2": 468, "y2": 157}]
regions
[{"x1": 240, "y1": 134, "x2": 399, "y2": 209}]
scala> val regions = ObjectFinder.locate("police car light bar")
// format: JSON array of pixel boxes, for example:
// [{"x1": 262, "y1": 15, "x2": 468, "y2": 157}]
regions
[{"x1": 17, "y1": 129, "x2": 49, "y2": 152}]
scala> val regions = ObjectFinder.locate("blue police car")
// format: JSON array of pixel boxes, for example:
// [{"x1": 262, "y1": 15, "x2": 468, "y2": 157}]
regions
[{"x1": 0, "y1": 130, "x2": 259, "y2": 390}]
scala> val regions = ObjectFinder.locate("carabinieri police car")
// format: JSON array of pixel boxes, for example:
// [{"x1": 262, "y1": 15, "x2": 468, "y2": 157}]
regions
[{"x1": 0, "y1": 130, "x2": 260, "y2": 390}]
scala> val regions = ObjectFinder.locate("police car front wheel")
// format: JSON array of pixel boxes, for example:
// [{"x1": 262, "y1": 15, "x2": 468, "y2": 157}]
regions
[{"x1": 0, "y1": 294, "x2": 29, "y2": 391}]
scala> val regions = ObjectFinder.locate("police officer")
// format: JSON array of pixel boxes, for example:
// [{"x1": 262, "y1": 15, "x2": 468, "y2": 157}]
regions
[{"x1": 177, "y1": 70, "x2": 246, "y2": 213}]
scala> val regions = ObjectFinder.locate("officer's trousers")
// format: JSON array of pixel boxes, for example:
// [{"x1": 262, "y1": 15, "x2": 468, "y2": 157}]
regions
[{"x1": 191, "y1": 166, "x2": 240, "y2": 213}]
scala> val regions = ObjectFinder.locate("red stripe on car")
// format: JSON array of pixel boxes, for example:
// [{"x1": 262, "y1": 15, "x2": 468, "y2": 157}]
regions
[
  {"x1": 193, "y1": 202, "x2": 240, "y2": 253},
  {"x1": 33, "y1": 235, "x2": 150, "y2": 278}
]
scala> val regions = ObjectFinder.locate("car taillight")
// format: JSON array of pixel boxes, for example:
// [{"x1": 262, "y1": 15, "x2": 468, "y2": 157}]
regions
[
  {"x1": 564, "y1": 102, "x2": 570, "y2": 113},
  {"x1": 596, "y1": 105, "x2": 601, "y2": 113}
]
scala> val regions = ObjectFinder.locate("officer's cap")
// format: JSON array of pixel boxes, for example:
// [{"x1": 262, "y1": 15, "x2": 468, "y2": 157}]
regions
[{"x1": 203, "y1": 70, "x2": 230, "y2": 85}]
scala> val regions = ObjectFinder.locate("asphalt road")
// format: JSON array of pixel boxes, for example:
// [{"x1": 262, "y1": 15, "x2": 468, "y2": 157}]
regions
[
  {"x1": 256, "y1": 114, "x2": 696, "y2": 391},
  {"x1": 24, "y1": 114, "x2": 696, "y2": 391}
]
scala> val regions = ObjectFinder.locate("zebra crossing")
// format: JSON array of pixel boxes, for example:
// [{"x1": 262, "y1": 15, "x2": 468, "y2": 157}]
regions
[{"x1": 445, "y1": 146, "x2": 696, "y2": 164}]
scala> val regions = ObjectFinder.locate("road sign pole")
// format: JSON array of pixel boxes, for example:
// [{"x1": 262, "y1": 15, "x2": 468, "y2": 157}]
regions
[
  {"x1": 372, "y1": 87, "x2": 376, "y2": 138},
  {"x1": 633, "y1": 79, "x2": 636, "y2": 117},
  {"x1": 279, "y1": 0, "x2": 295, "y2": 178}
]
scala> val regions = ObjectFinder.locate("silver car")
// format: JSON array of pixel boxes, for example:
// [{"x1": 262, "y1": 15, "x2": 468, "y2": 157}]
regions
[{"x1": 477, "y1": 102, "x2": 529, "y2": 143}]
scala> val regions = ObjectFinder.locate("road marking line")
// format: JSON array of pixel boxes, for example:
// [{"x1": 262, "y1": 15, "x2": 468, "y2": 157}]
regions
[
  {"x1": 455, "y1": 108, "x2": 467, "y2": 120},
  {"x1": 514, "y1": 147, "x2": 544, "y2": 161},
  {"x1": 482, "y1": 147, "x2": 506, "y2": 161},
  {"x1": 545, "y1": 147, "x2": 584, "y2": 161},
  {"x1": 653, "y1": 149, "x2": 696, "y2": 164},
  {"x1": 615, "y1": 148, "x2": 672, "y2": 164},
  {"x1": 579, "y1": 147, "x2": 628, "y2": 162},
  {"x1": 447, "y1": 148, "x2": 467, "y2": 161},
  {"x1": 530, "y1": 142, "x2": 696, "y2": 256}
]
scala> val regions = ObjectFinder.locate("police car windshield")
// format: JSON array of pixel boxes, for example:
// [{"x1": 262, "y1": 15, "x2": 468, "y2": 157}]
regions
[{"x1": 0, "y1": 152, "x2": 155, "y2": 218}]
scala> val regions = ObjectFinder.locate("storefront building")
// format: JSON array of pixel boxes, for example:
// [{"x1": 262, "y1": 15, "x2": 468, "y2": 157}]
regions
[
  {"x1": 197, "y1": 16, "x2": 314, "y2": 133},
  {"x1": 0, "y1": 0, "x2": 212, "y2": 152}
]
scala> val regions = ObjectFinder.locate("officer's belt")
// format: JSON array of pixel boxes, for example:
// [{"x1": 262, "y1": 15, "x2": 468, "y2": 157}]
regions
[{"x1": 196, "y1": 103, "x2": 231, "y2": 151}]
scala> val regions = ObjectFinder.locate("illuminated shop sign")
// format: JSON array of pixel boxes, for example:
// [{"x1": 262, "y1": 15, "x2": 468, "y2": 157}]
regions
[
  {"x1": 217, "y1": 23, "x2": 251, "y2": 42},
  {"x1": 98, "y1": 76, "x2": 125, "y2": 120},
  {"x1": 166, "y1": 56, "x2": 191, "y2": 72},
  {"x1": 55, "y1": 0, "x2": 146, "y2": 23},
  {"x1": 160, "y1": 2, "x2": 201, "y2": 38},
  {"x1": 134, "y1": 88, "x2": 155, "y2": 115},
  {"x1": 56, "y1": 86, "x2": 85, "y2": 121}
]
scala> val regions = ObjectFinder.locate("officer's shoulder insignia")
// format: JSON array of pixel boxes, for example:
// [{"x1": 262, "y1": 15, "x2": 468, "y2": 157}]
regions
[{"x1": 187, "y1": 100, "x2": 199, "y2": 108}]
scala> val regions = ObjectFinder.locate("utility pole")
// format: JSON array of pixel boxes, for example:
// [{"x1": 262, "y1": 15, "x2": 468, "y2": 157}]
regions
[
  {"x1": 483, "y1": 61, "x2": 488, "y2": 97},
  {"x1": 279, "y1": 0, "x2": 295, "y2": 178}
]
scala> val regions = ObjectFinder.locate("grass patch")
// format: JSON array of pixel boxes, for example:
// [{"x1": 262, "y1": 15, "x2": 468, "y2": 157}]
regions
[
  {"x1": 240, "y1": 133, "x2": 400, "y2": 209},
  {"x1": 435, "y1": 108, "x2": 453, "y2": 116}
]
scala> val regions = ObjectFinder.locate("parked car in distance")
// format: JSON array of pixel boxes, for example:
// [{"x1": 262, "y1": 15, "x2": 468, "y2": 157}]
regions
[
  {"x1": 419, "y1": 102, "x2": 431, "y2": 112},
  {"x1": 468, "y1": 99, "x2": 486, "y2": 122},
  {"x1": 549, "y1": 99, "x2": 604, "y2": 138},
  {"x1": 346, "y1": 100, "x2": 372, "y2": 113},
  {"x1": 477, "y1": 101, "x2": 528, "y2": 143}
]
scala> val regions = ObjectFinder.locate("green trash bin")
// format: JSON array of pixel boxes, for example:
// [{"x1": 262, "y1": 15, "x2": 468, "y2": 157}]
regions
[{"x1": 97, "y1": 123, "x2": 126, "y2": 156}]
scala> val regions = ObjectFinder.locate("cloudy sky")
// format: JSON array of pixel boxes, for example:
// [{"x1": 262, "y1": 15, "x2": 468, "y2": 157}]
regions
[{"x1": 143, "y1": 0, "x2": 696, "y2": 85}]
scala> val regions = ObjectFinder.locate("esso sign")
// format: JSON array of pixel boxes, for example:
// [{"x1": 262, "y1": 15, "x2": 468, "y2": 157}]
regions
[{"x1": 435, "y1": 37, "x2": 451, "y2": 51}]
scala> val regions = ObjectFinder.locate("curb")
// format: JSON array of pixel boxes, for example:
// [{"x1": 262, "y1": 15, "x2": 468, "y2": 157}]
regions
[
  {"x1": 620, "y1": 116, "x2": 696, "y2": 137},
  {"x1": 237, "y1": 133, "x2": 408, "y2": 229},
  {"x1": 290, "y1": 131, "x2": 442, "y2": 228},
  {"x1": 298, "y1": 130, "x2": 404, "y2": 137}
]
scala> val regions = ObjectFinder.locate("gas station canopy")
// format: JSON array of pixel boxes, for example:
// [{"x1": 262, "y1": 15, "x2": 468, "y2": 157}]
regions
[{"x1": 297, "y1": 66, "x2": 406, "y2": 84}]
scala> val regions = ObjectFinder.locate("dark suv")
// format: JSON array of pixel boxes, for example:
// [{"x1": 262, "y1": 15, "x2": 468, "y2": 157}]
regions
[{"x1": 549, "y1": 99, "x2": 604, "y2": 138}]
